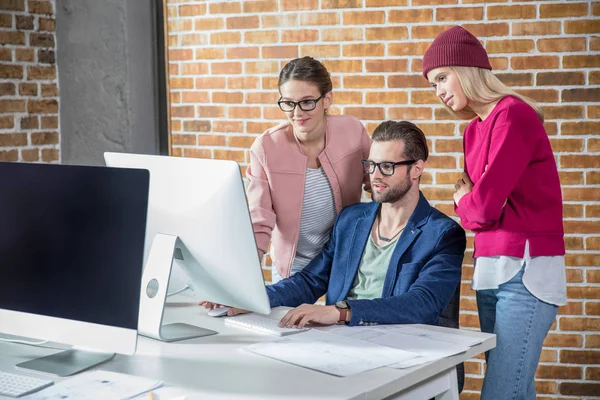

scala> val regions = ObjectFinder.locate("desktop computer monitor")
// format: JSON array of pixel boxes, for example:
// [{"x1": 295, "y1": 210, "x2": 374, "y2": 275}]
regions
[
  {"x1": 103, "y1": 153, "x2": 271, "y2": 340},
  {"x1": 0, "y1": 162, "x2": 149, "y2": 376}
]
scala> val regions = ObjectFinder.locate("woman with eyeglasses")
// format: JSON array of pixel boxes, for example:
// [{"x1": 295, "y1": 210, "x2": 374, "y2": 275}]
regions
[
  {"x1": 247, "y1": 56, "x2": 372, "y2": 283},
  {"x1": 423, "y1": 26, "x2": 565, "y2": 399}
]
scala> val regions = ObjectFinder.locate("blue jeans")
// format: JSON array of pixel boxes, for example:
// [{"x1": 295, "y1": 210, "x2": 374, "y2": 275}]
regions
[{"x1": 476, "y1": 266, "x2": 558, "y2": 400}]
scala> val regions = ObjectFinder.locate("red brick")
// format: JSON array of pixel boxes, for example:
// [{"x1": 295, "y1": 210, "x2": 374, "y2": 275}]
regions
[
  {"x1": 563, "y1": 88, "x2": 600, "y2": 103},
  {"x1": 586, "y1": 367, "x2": 600, "y2": 380},
  {"x1": 21, "y1": 149, "x2": 39, "y2": 162},
  {"x1": 0, "y1": 116, "x2": 13, "y2": 129},
  {"x1": 244, "y1": 31, "x2": 279, "y2": 44},
  {"x1": 261, "y1": 14, "x2": 297, "y2": 28},
  {"x1": 587, "y1": 171, "x2": 600, "y2": 185},
  {"x1": 41, "y1": 83, "x2": 58, "y2": 97},
  {"x1": 544, "y1": 106, "x2": 583, "y2": 120},
  {"x1": 179, "y1": 4, "x2": 206, "y2": 16},
  {"x1": 226, "y1": 16, "x2": 259, "y2": 30},
  {"x1": 512, "y1": 21, "x2": 560, "y2": 36},
  {"x1": 41, "y1": 149, "x2": 58, "y2": 163},
  {"x1": 214, "y1": 121, "x2": 244, "y2": 133},
  {"x1": 209, "y1": 2, "x2": 241, "y2": 14},
  {"x1": 197, "y1": 135, "x2": 226, "y2": 147},
  {"x1": 27, "y1": 99, "x2": 57, "y2": 114},
  {"x1": 28, "y1": 1, "x2": 52, "y2": 14},
  {"x1": 543, "y1": 333, "x2": 583, "y2": 348},
  {"x1": 0, "y1": 0, "x2": 24, "y2": 11},
  {"x1": 211, "y1": 62, "x2": 242, "y2": 75},
  {"x1": 320, "y1": 28, "x2": 361, "y2": 42},
  {"x1": 558, "y1": 301, "x2": 583, "y2": 315},
  {"x1": 18, "y1": 82, "x2": 36, "y2": 96},
  {"x1": 412, "y1": 24, "x2": 454, "y2": 39},
  {"x1": 245, "y1": 92, "x2": 279, "y2": 104},
  {"x1": 0, "y1": 48, "x2": 11, "y2": 61},
  {"x1": 168, "y1": 49, "x2": 193, "y2": 61},
  {"x1": 300, "y1": 12, "x2": 338, "y2": 26},
  {"x1": 281, "y1": 0, "x2": 313, "y2": 11},
  {"x1": 183, "y1": 148, "x2": 211, "y2": 159},
  {"x1": 31, "y1": 131, "x2": 58, "y2": 145},
  {"x1": 538, "y1": 38, "x2": 586, "y2": 53},
  {"x1": 413, "y1": 0, "x2": 457, "y2": 4},
  {"x1": 389, "y1": 107, "x2": 432, "y2": 121},
  {"x1": 540, "y1": 2, "x2": 588, "y2": 18},
  {"x1": 488, "y1": 5, "x2": 535, "y2": 19},
  {"x1": 537, "y1": 72, "x2": 585, "y2": 86},
  {"x1": 343, "y1": 11, "x2": 384, "y2": 25},
  {"x1": 246, "y1": 122, "x2": 273, "y2": 134},
  {"x1": 214, "y1": 149, "x2": 245, "y2": 163},
  {"x1": 180, "y1": 62, "x2": 209, "y2": 75},
  {"x1": 365, "y1": 59, "x2": 407, "y2": 73},
  {"x1": 343, "y1": 44, "x2": 384, "y2": 57},
  {"x1": 536, "y1": 365, "x2": 582, "y2": 380},
  {"x1": 243, "y1": 0, "x2": 278, "y2": 13},
  {"x1": 388, "y1": 75, "x2": 429, "y2": 88},
  {"x1": 562, "y1": 188, "x2": 600, "y2": 202},
  {"x1": 180, "y1": 33, "x2": 209, "y2": 46},
  {"x1": 228, "y1": 106, "x2": 261, "y2": 119},
  {"x1": 437, "y1": 7, "x2": 483, "y2": 21},
  {"x1": 567, "y1": 286, "x2": 600, "y2": 299},
  {"x1": 565, "y1": 20, "x2": 600, "y2": 34},
  {"x1": 262, "y1": 46, "x2": 298, "y2": 59},
  {"x1": 322, "y1": 0, "x2": 362, "y2": 9},
  {"x1": 566, "y1": 56, "x2": 600, "y2": 69},
  {"x1": 170, "y1": 106, "x2": 194, "y2": 118},
  {"x1": 591, "y1": 71, "x2": 600, "y2": 84},
  {"x1": 168, "y1": 20, "x2": 192, "y2": 32},
  {"x1": 282, "y1": 29, "x2": 319, "y2": 43},
  {"x1": 300, "y1": 45, "x2": 339, "y2": 58},
  {"x1": 462, "y1": 22, "x2": 509, "y2": 37},
  {"x1": 561, "y1": 121, "x2": 600, "y2": 135},
  {"x1": 195, "y1": 77, "x2": 226, "y2": 89},
  {"x1": 229, "y1": 136, "x2": 255, "y2": 149},
  {"x1": 20, "y1": 116, "x2": 37, "y2": 129},
  {"x1": 171, "y1": 134, "x2": 196, "y2": 146},
  {"x1": 388, "y1": 42, "x2": 430, "y2": 56},
  {"x1": 365, "y1": 27, "x2": 407, "y2": 41},
  {"x1": 511, "y1": 56, "x2": 559, "y2": 70},
  {"x1": 193, "y1": 17, "x2": 223, "y2": 31},
  {"x1": 363, "y1": 0, "x2": 407, "y2": 5},
  {"x1": 561, "y1": 155, "x2": 600, "y2": 169},
  {"x1": 170, "y1": 77, "x2": 194, "y2": 89},
  {"x1": 245, "y1": 61, "x2": 279, "y2": 74},
  {"x1": 560, "y1": 382, "x2": 600, "y2": 397},
  {"x1": 389, "y1": 8, "x2": 432, "y2": 23},
  {"x1": 344, "y1": 107, "x2": 384, "y2": 121},
  {"x1": 210, "y1": 32, "x2": 241, "y2": 45},
  {"x1": 486, "y1": 39, "x2": 534, "y2": 54},
  {"x1": 322, "y1": 60, "x2": 362, "y2": 73},
  {"x1": 183, "y1": 121, "x2": 211, "y2": 133},
  {"x1": 16, "y1": 15, "x2": 33, "y2": 29},
  {"x1": 0, "y1": 150, "x2": 18, "y2": 161},
  {"x1": 366, "y1": 92, "x2": 408, "y2": 105},
  {"x1": 587, "y1": 303, "x2": 600, "y2": 316},
  {"x1": 0, "y1": 133, "x2": 26, "y2": 146},
  {"x1": 344, "y1": 76, "x2": 384, "y2": 89},
  {"x1": 260, "y1": 77, "x2": 278, "y2": 90},
  {"x1": 196, "y1": 106, "x2": 225, "y2": 118},
  {"x1": 0, "y1": 31, "x2": 24, "y2": 45}
]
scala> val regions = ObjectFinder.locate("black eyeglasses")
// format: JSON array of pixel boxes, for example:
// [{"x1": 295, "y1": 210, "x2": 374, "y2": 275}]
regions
[
  {"x1": 361, "y1": 159, "x2": 417, "y2": 176},
  {"x1": 278, "y1": 94, "x2": 325, "y2": 112}
]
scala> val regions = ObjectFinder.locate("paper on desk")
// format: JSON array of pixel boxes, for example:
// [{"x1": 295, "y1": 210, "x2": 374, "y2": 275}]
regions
[
  {"x1": 23, "y1": 370, "x2": 162, "y2": 400},
  {"x1": 315, "y1": 324, "x2": 472, "y2": 369},
  {"x1": 243, "y1": 329, "x2": 418, "y2": 377}
]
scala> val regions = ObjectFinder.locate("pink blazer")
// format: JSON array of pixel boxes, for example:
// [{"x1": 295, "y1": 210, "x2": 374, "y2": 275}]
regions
[{"x1": 246, "y1": 115, "x2": 372, "y2": 278}]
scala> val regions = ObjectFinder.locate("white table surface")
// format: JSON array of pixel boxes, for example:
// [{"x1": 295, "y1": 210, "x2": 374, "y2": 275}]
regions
[{"x1": 0, "y1": 298, "x2": 495, "y2": 400}]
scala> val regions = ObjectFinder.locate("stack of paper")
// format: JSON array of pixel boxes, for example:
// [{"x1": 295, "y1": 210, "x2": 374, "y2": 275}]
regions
[
  {"x1": 244, "y1": 329, "x2": 419, "y2": 377},
  {"x1": 24, "y1": 370, "x2": 162, "y2": 400}
]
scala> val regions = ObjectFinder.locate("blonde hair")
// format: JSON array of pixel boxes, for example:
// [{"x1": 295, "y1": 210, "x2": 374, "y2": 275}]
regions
[{"x1": 445, "y1": 66, "x2": 544, "y2": 122}]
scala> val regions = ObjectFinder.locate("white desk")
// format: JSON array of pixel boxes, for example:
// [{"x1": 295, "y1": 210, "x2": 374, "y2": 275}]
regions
[{"x1": 0, "y1": 299, "x2": 495, "y2": 400}]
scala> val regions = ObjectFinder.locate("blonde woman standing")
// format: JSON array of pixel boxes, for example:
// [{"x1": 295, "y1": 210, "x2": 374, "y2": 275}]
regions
[{"x1": 423, "y1": 26, "x2": 566, "y2": 400}]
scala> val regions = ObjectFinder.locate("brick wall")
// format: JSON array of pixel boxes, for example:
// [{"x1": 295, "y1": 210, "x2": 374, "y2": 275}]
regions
[
  {"x1": 0, "y1": 0, "x2": 59, "y2": 163},
  {"x1": 165, "y1": 0, "x2": 599, "y2": 398}
]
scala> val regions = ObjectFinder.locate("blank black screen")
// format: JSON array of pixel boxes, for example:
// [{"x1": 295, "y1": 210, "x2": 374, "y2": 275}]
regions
[{"x1": 0, "y1": 162, "x2": 149, "y2": 330}]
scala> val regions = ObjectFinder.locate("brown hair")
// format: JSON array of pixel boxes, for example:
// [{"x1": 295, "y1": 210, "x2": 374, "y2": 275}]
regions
[
  {"x1": 372, "y1": 121, "x2": 429, "y2": 162},
  {"x1": 278, "y1": 56, "x2": 333, "y2": 95}
]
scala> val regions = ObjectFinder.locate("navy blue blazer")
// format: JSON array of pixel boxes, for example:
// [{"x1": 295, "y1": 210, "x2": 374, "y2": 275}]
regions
[{"x1": 267, "y1": 192, "x2": 466, "y2": 327}]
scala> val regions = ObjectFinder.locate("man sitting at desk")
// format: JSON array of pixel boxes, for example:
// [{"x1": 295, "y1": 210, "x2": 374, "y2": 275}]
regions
[{"x1": 217, "y1": 120, "x2": 466, "y2": 330}]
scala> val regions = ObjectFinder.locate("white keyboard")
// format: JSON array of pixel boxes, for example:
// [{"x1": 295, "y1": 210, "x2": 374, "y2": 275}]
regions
[
  {"x1": 224, "y1": 314, "x2": 310, "y2": 336},
  {"x1": 0, "y1": 371, "x2": 53, "y2": 398}
]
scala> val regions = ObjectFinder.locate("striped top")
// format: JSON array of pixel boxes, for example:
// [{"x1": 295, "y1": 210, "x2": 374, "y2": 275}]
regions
[{"x1": 291, "y1": 167, "x2": 337, "y2": 272}]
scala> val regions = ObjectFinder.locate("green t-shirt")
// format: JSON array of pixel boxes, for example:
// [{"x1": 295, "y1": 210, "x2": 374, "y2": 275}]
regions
[{"x1": 347, "y1": 234, "x2": 397, "y2": 300}]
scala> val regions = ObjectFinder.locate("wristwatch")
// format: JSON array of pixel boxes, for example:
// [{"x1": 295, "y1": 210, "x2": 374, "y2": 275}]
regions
[{"x1": 335, "y1": 301, "x2": 350, "y2": 323}]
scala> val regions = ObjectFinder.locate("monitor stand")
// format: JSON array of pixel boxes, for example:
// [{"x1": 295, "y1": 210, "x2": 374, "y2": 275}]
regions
[
  {"x1": 138, "y1": 234, "x2": 217, "y2": 342},
  {"x1": 17, "y1": 349, "x2": 115, "y2": 377}
]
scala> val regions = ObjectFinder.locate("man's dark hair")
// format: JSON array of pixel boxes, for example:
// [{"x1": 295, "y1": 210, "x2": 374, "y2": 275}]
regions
[{"x1": 372, "y1": 121, "x2": 429, "y2": 162}]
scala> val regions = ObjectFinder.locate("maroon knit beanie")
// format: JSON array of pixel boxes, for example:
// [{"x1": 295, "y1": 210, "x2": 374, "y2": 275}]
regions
[{"x1": 422, "y1": 25, "x2": 492, "y2": 78}]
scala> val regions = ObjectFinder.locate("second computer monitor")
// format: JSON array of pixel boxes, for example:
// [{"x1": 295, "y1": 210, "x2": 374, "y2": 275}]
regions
[{"x1": 104, "y1": 152, "x2": 270, "y2": 315}]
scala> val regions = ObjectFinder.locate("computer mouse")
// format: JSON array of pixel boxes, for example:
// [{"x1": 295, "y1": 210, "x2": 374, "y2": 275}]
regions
[{"x1": 207, "y1": 306, "x2": 230, "y2": 317}]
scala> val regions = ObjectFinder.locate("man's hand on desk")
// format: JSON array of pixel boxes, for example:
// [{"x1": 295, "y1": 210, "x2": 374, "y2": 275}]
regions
[
  {"x1": 199, "y1": 301, "x2": 249, "y2": 317},
  {"x1": 279, "y1": 304, "x2": 341, "y2": 328}
]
